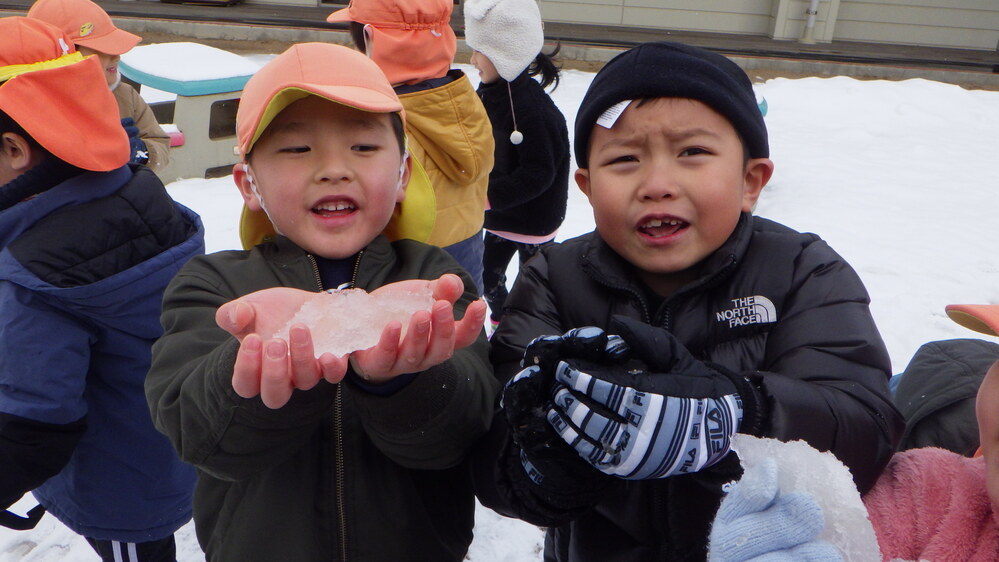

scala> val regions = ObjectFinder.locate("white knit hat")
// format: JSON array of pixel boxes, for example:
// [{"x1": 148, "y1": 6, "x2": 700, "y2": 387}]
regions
[{"x1": 464, "y1": 0, "x2": 544, "y2": 82}]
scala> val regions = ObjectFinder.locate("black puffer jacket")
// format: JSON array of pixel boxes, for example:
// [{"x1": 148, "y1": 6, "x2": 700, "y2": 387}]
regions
[
  {"x1": 478, "y1": 214, "x2": 904, "y2": 561},
  {"x1": 477, "y1": 72, "x2": 569, "y2": 236}
]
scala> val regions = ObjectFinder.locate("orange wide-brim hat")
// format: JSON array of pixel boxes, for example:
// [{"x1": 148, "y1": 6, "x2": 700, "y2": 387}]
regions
[
  {"x1": 27, "y1": 0, "x2": 141, "y2": 56},
  {"x1": 326, "y1": 0, "x2": 456, "y2": 85},
  {"x1": 0, "y1": 17, "x2": 129, "y2": 171}
]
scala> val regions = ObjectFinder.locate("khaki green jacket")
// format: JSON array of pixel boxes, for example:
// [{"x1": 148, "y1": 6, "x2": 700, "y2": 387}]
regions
[{"x1": 146, "y1": 235, "x2": 497, "y2": 561}]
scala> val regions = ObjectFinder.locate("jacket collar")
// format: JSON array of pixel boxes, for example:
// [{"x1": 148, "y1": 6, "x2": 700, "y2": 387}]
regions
[
  {"x1": 0, "y1": 165, "x2": 131, "y2": 248},
  {"x1": 265, "y1": 233, "x2": 395, "y2": 278}
]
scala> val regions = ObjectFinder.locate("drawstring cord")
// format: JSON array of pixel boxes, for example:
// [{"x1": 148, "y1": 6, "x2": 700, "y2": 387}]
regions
[{"x1": 507, "y1": 81, "x2": 523, "y2": 145}]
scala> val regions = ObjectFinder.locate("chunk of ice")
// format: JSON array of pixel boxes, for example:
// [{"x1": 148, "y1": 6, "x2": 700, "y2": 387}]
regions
[
  {"x1": 269, "y1": 286, "x2": 435, "y2": 357},
  {"x1": 730, "y1": 434, "x2": 882, "y2": 561}
]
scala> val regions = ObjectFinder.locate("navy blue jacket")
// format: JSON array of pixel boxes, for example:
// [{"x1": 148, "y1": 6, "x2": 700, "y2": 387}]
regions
[{"x1": 0, "y1": 164, "x2": 204, "y2": 541}]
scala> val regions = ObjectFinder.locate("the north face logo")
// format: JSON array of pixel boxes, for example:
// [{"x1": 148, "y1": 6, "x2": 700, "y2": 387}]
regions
[{"x1": 716, "y1": 296, "x2": 777, "y2": 327}]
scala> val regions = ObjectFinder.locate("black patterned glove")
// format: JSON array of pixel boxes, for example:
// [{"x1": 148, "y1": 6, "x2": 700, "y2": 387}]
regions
[
  {"x1": 546, "y1": 316, "x2": 757, "y2": 480},
  {"x1": 500, "y1": 328, "x2": 625, "y2": 508}
]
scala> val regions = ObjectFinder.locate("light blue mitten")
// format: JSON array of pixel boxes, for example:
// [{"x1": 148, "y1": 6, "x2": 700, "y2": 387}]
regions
[{"x1": 709, "y1": 457, "x2": 842, "y2": 562}]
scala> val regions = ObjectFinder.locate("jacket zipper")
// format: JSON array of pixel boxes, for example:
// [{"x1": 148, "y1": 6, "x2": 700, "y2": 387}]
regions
[
  {"x1": 310, "y1": 251, "x2": 362, "y2": 561},
  {"x1": 334, "y1": 389, "x2": 346, "y2": 561}
]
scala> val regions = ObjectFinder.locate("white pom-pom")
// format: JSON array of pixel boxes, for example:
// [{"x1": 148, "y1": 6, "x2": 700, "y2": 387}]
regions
[{"x1": 509, "y1": 130, "x2": 524, "y2": 145}]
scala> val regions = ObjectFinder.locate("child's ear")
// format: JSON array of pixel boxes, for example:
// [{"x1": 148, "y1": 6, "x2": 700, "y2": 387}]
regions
[
  {"x1": 233, "y1": 163, "x2": 263, "y2": 212},
  {"x1": 1, "y1": 132, "x2": 39, "y2": 174},
  {"x1": 363, "y1": 24, "x2": 375, "y2": 58},
  {"x1": 741, "y1": 157, "x2": 774, "y2": 212},
  {"x1": 396, "y1": 154, "x2": 411, "y2": 204},
  {"x1": 574, "y1": 168, "x2": 592, "y2": 200}
]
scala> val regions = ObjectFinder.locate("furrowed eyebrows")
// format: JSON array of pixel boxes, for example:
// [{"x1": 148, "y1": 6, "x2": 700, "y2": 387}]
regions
[{"x1": 597, "y1": 127, "x2": 722, "y2": 151}]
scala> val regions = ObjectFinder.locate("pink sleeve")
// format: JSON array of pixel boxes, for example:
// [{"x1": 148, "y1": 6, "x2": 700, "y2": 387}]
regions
[{"x1": 863, "y1": 448, "x2": 992, "y2": 561}]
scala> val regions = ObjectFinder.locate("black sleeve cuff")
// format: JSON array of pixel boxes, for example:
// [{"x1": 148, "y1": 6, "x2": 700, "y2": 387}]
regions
[
  {"x1": 0, "y1": 412, "x2": 86, "y2": 510},
  {"x1": 709, "y1": 363, "x2": 769, "y2": 436}
]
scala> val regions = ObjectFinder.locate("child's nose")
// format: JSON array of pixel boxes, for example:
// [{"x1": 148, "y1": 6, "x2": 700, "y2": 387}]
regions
[
  {"x1": 314, "y1": 159, "x2": 353, "y2": 185},
  {"x1": 637, "y1": 160, "x2": 681, "y2": 201}
]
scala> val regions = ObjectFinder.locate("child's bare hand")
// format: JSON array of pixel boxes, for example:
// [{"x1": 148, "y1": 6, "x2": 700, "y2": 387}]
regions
[
  {"x1": 216, "y1": 288, "x2": 348, "y2": 409},
  {"x1": 351, "y1": 274, "x2": 486, "y2": 383},
  {"x1": 216, "y1": 287, "x2": 315, "y2": 341}
]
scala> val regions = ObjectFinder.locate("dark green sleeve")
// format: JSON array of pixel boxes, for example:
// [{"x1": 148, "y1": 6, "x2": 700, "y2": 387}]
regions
[{"x1": 145, "y1": 255, "x2": 335, "y2": 481}]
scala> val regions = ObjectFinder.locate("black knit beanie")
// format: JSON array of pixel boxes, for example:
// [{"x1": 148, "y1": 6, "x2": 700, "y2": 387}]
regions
[{"x1": 574, "y1": 41, "x2": 768, "y2": 168}]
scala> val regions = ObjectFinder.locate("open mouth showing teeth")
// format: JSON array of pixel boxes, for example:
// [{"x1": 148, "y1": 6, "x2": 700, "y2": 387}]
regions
[
  {"x1": 313, "y1": 202, "x2": 355, "y2": 217},
  {"x1": 638, "y1": 218, "x2": 687, "y2": 238}
]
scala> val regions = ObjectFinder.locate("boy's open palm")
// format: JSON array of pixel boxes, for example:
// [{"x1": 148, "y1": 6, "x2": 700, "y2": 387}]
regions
[
  {"x1": 215, "y1": 274, "x2": 485, "y2": 408},
  {"x1": 216, "y1": 288, "x2": 350, "y2": 409},
  {"x1": 351, "y1": 274, "x2": 487, "y2": 383}
]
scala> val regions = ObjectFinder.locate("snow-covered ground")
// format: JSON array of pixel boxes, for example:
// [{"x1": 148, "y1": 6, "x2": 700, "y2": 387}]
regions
[{"x1": 2, "y1": 58, "x2": 998, "y2": 561}]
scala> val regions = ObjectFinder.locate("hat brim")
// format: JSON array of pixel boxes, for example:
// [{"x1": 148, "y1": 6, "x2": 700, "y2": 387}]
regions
[
  {"x1": 326, "y1": 8, "x2": 353, "y2": 23},
  {"x1": 946, "y1": 304, "x2": 999, "y2": 337},
  {"x1": 241, "y1": 85, "x2": 403, "y2": 156},
  {"x1": 74, "y1": 27, "x2": 141, "y2": 56}
]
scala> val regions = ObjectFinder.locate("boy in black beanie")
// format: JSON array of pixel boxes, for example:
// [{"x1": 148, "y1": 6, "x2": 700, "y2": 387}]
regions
[{"x1": 474, "y1": 41, "x2": 903, "y2": 561}]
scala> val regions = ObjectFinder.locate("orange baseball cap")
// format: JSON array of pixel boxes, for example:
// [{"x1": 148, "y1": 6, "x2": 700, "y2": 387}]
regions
[
  {"x1": 326, "y1": 0, "x2": 456, "y2": 85},
  {"x1": 946, "y1": 304, "x2": 999, "y2": 337},
  {"x1": 0, "y1": 17, "x2": 129, "y2": 171},
  {"x1": 28, "y1": 0, "x2": 141, "y2": 56},
  {"x1": 237, "y1": 42, "x2": 416, "y2": 248},
  {"x1": 236, "y1": 42, "x2": 404, "y2": 158}
]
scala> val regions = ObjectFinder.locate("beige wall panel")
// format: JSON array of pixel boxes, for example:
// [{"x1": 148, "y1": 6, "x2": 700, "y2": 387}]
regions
[
  {"x1": 839, "y1": 2, "x2": 999, "y2": 29},
  {"x1": 835, "y1": 20, "x2": 997, "y2": 49},
  {"x1": 540, "y1": 0, "x2": 624, "y2": 7},
  {"x1": 622, "y1": 0, "x2": 771, "y2": 11},
  {"x1": 841, "y1": 0, "x2": 997, "y2": 8},
  {"x1": 621, "y1": 9, "x2": 773, "y2": 34},
  {"x1": 836, "y1": 1, "x2": 999, "y2": 49},
  {"x1": 539, "y1": 2, "x2": 625, "y2": 25}
]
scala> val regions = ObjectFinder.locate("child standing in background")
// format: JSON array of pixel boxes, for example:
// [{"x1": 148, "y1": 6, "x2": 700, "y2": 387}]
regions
[
  {"x1": 28, "y1": 0, "x2": 172, "y2": 174},
  {"x1": 464, "y1": 0, "x2": 570, "y2": 331},
  {"x1": 326, "y1": 0, "x2": 494, "y2": 294}
]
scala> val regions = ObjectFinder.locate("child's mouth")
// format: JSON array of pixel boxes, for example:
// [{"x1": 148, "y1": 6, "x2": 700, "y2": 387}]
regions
[
  {"x1": 312, "y1": 201, "x2": 356, "y2": 217},
  {"x1": 638, "y1": 218, "x2": 687, "y2": 238}
]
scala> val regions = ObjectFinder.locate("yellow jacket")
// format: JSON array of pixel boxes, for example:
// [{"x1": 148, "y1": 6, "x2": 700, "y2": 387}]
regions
[{"x1": 400, "y1": 71, "x2": 493, "y2": 247}]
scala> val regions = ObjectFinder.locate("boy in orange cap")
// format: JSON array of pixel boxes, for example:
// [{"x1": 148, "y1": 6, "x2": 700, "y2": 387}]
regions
[
  {"x1": 326, "y1": 0, "x2": 494, "y2": 294},
  {"x1": 0, "y1": 16, "x2": 203, "y2": 562},
  {"x1": 28, "y1": 0, "x2": 172, "y2": 173},
  {"x1": 145, "y1": 42, "x2": 497, "y2": 562}
]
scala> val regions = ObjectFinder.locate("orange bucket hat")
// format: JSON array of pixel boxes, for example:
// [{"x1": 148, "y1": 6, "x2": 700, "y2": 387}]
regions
[
  {"x1": 236, "y1": 42, "x2": 435, "y2": 249},
  {"x1": 326, "y1": 0, "x2": 456, "y2": 85},
  {"x1": 0, "y1": 17, "x2": 129, "y2": 171},
  {"x1": 27, "y1": 0, "x2": 141, "y2": 56}
]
